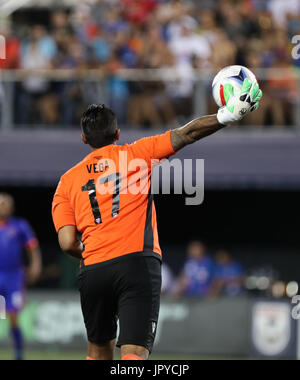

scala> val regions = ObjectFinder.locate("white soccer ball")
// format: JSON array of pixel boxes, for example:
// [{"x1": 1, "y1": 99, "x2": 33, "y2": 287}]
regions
[{"x1": 212, "y1": 65, "x2": 258, "y2": 107}]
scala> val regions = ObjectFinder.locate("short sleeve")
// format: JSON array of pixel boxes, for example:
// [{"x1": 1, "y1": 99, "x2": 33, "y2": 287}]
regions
[
  {"x1": 18, "y1": 219, "x2": 39, "y2": 250},
  {"x1": 52, "y1": 176, "x2": 76, "y2": 233},
  {"x1": 129, "y1": 130, "x2": 175, "y2": 164}
]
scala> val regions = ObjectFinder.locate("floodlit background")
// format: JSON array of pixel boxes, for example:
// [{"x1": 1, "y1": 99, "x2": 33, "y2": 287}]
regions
[{"x1": 1, "y1": 0, "x2": 300, "y2": 360}]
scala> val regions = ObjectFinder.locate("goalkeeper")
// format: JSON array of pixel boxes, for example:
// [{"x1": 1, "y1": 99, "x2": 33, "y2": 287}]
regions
[{"x1": 53, "y1": 78, "x2": 262, "y2": 361}]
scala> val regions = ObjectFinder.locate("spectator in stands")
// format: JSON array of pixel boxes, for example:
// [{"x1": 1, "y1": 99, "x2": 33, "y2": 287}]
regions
[
  {"x1": 212, "y1": 250, "x2": 244, "y2": 297},
  {"x1": 163, "y1": 1, "x2": 194, "y2": 42},
  {"x1": 50, "y1": 10, "x2": 72, "y2": 36},
  {"x1": 22, "y1": 25, "x2": 57, "y2": 62},
  {"x1": 175, "y1": 241, "x2": 215, "y2": 298},
  {"x1": 0, "y1": 26, "x2": 20, "y2": 69},
  {"x1": 3, "y1": 0, "x2": 300, "y2": 128},
  {"x1": 90, "y1": 28, "x2": 111, "y2": 65},
  {"x1": 264, "y1": 29, "x2": 299, "y2": 126},
  {"x1": 167, "y1": 15, "x2": 211, "y2": 120},
  {"x1": 121, "y1": 0, "x2": 158, "y2": 25},
  {"x1": 210, "y1": 29, "x2": 237, "y2": 71},
  {"x1": 267, "y1": 0, "x2": 300, "y2": 28},
  {"x1": 18, "y1": 25, "x2": 58, "y2": 124},
  {"x1": 107, "y1": 51, "x2": 130, "y2": 125},
  {"x1": 128, "y1": 23, "x2": 176, "y2": 127}
]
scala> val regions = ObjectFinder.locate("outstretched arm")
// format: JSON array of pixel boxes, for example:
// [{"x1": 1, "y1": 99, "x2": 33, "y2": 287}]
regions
[{"x1": 171, "y1": 115, "x2": 223, "y2": 152}]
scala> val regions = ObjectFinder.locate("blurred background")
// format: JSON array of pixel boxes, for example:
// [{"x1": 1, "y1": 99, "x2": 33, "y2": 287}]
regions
[{"x1": 1, "y1": 0, "x2": 300, "y2": 360}]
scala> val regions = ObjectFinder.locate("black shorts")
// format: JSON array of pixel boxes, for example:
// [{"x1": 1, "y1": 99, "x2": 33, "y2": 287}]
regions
[{"x1": 78, "y1": 253, "x2": 162, "y2": 353}]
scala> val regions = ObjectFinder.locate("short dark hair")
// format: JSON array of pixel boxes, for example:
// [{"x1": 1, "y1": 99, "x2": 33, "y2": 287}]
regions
[{"x1": 81, "y1": 104, "x2": 118, "y2": 149}]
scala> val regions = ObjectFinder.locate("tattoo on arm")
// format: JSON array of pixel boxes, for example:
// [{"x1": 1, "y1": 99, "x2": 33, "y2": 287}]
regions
[{"x1": 171, "y1": 115, "x2": 225, "y2": 152}]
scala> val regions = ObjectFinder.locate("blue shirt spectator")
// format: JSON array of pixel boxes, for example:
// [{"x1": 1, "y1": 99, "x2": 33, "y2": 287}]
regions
[
  {"x1": 176, "y1": 241, "x2": 215, "y2": 298},
  {"x1": 183, "y1": 256, "x2": 215, "y2": 297},
  {"x1": 213, "y1": 250, "x2": 244, "y2": 296},
  {"x1": 21, "y1": 25, "x2": 57, "y2": 62}
]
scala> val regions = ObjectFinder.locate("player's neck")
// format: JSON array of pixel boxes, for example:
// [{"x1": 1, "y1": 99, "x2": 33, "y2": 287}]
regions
[{"x1": 90, "y1": 142, "x2": 117, "y2": 152}]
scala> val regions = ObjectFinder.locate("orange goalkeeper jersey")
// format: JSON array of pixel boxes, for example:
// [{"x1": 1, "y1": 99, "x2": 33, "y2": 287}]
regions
[{"x1": 52, "y1": 131, "x2": 175, "y2": 266}]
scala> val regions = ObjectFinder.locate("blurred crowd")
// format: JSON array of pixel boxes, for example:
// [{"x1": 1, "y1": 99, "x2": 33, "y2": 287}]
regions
[
  {"x1": 0, "y1": 0, "x2": 300, "y2": 127},
  {"x1": 162, "y1": 241, "x2": 245, "y2": 298},
  {"x1": 161, "y1": 240, "x2": 298, "y2": 300}
]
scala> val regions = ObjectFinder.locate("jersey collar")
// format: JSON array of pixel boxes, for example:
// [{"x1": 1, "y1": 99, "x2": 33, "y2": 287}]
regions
[{"x1": 84, "y1": 144, "x2": 115, "y2": 161}]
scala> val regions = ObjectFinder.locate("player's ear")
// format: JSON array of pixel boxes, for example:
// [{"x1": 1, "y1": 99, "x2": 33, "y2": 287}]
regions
[
  {"x1": 115, "y1": 129, "x2": 120, "y2": 142},
  {"x1": 81, "y1": 133, "x2": 88, "y2": 145}
]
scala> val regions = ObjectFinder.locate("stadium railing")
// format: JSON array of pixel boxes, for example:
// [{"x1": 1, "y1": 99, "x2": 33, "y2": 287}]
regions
[{"x1": 0, "y1": 68, "x2": 299, "y2": 130}]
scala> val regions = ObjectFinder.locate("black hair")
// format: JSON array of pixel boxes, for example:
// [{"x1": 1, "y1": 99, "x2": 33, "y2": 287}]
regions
[{"x1": 81, "y1": 104, "x2": 118, "y2": 149}]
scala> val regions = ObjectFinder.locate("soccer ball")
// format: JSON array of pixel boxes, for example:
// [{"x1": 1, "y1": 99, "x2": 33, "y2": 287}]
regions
[{"x1": 212, "y1": 65, "x2": 257, "y2": 107}]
